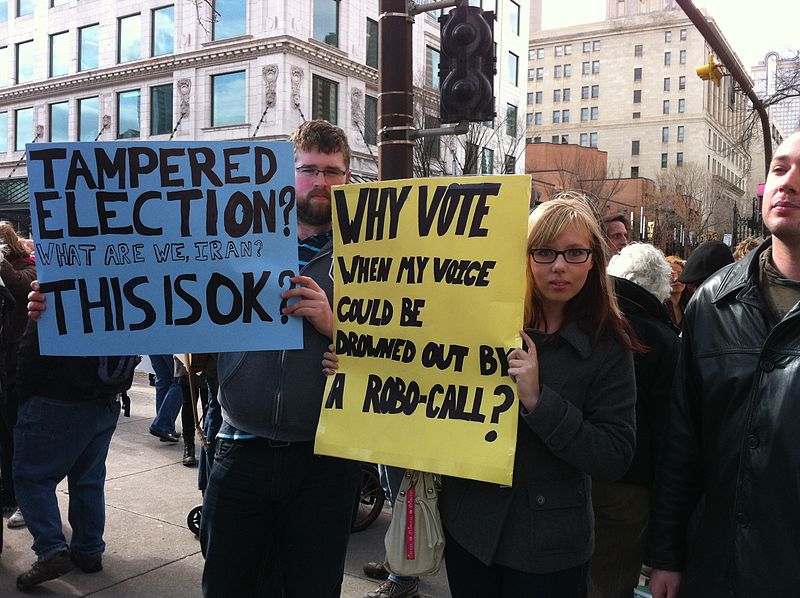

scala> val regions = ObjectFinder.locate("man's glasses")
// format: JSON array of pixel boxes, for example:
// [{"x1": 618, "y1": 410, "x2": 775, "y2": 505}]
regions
[
  {"x1": 295, "y1": 166, "x2": 347, "y2": 180},
  {"x1": 529, "y1": 248, "x2": 593, "y2": 264}
]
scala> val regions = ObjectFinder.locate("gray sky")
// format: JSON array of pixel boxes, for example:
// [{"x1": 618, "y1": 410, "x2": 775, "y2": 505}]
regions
[{"x1": 541, "y1": 0, "x2": 798, "y2": 69}]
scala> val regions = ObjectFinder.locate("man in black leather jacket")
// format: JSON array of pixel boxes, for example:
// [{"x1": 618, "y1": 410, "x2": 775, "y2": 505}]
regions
[{"x1": 647, "y1": 132, "x2": 800, "y2": 597}]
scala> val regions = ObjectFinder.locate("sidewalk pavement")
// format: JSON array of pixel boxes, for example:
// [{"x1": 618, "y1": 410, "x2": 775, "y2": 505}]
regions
[{"x1": 0, "y1": 372, "x2": 451, "y2": 597}]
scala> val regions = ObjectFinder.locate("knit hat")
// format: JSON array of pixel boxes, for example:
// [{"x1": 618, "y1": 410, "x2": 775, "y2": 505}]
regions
[{"x1": 678, "y1": 240, "x2": 734, "y2": 284}]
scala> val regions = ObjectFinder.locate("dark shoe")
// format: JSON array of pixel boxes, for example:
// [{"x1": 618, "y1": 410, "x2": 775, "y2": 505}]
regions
[
  {"x1": 149, "y1": 428, "x2": 180, "y2": 442},
  {"x1": 364, "y1": 578, "x2": 419, "y2": 598},
  {"x1": 183, "y1": 443, "x2": 198, "y2": 467},
  {"x1": 71, "y1": 552, "x2": 103, "y2": 573},
  {"x1": 363, "y1": 561, "x2": 389, "y2": 580},
  {"x1": 17, "y1": 550, "x2": 74, "y2": 591}
]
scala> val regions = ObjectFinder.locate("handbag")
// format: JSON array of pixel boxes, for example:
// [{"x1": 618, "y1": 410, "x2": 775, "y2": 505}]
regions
[{"x1": 384, "y1": 470, "x2": 445, "y2": 577}]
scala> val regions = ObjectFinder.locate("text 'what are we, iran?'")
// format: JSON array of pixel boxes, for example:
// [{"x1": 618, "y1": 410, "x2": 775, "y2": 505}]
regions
[{"x1": 26, "y1": 141, "x2": 303, "y2": 356}]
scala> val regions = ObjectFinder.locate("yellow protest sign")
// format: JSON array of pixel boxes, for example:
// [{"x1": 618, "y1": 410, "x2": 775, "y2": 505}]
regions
[{"x1": 315, "y1": 175, "x2": 530, "y2": 485}]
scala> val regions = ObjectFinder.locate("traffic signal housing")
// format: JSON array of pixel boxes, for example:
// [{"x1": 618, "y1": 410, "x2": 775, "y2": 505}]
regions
[
  {"x1": 438, "y1": 6, "x2": 496, "y2": 124},
  {"x1": 697, "y1": 54, "x2": 723, "y2": 86}
]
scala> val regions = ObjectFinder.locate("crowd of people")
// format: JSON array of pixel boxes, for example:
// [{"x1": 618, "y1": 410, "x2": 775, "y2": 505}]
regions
[{"x1": 0, "y1": 122, "x2": 797, "y2": 598}]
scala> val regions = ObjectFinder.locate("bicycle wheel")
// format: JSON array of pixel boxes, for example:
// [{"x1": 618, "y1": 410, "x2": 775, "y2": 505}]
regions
[{"x1": 351, "y1": 464, "x2": 386, "y2": 533}]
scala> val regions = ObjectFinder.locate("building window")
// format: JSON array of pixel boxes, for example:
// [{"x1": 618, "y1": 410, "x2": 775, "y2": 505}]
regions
[
  {"x1": 213, "y1": 0, "x2": 247, "y2": 40},
  {"x1": 581, "y1": 86, "x2": 589, "y2": 99},
  {"x1": 481, "y1": 147, "x2": 494, "y2": 174},
  {"x1": 664, "y1": 51, "x2": 671, "y2": 65},
  {"x1": 680, "y1": 49, "x2": 686, "y2": 64},
  {"x1": 49, "y1": 101, "x2": 69, "y2": 142},
  {"x1": 593, "y1": 40, "x2": 601, "y2": 51},
  {"x1": 662, "y1": 127, "x2": 669, "y2": 143},
  {"x1": 583, "y1": 41, "x2": 591, "y2": 53},
  {"x1": 17, "y1": 0, "x2": 33, "y2": 16},
  {"x1": 563, "y1": 88, "x2": 571, "y2": 101},
  {"x1": 52, "y1": 0, "x2": 70, "y2": 6},
  {"x1": 663, "y1": 100, "x2": 670, "y2": 114},
  {"x1": 534, "y1": 112, "x2": 542, "y2": 125},
  {"x1": 0, "y1": 113, "x2": 6, "y2": 152},
  {"x1": 364, "y1": 95, "x2": 377, "y2": 146},
  {"x1": 562, "y1": 109, "x2": 570, "y2": 123},
  {"x1": 15, "y1": 40, "x2": 34, "y2": 84},
  {"x1": 555, "y1": 46, "x2": 563, "y2": 57},
  {"x1": 581, "y1": 107, "x2": 588, "y2": 121},
  {"x1": 536, "y1": 67, "x2": 543, "y2": 80},
  {"x1": 504, "y1": 154, "x2": 516, "y2": 174},
  {"x1": 0, "y1": 47, "x2": 7, "y2": 89},
  {"x1": 527, "y1": 92, "x2": 533, "y2": 105},
  {"x1": 506, "y1": 104, "x2": 518, "y2": 136},
  {"x1": 552, "y1": 110, "x2": 560, "y2": 124},
  {"x1": 590, "y1": 132, "x2": 598, "y2": 147},
  {"x1": 15, "y1": 107, "x2": 33, "y2": 151},
  {"x1": 680, "y1": 28, "x2": 687, "y2": 41},
  {"x1": 679, "y1": 75, "x2": 686, "y2": 90},
  {"x1": 535, "y1": 91, "x2": 543, "y2": 104},
  {"x1": 661, "y1": 153, "x2": 668, "y2": 168},
  {"x1": 677, "y1": 152, "x2": 684, "y2": 166},
  {"x1": 426, "y1": 46, "x2": 440, "y2": 89},
  {"x1": 313, "y1": 0, "x2": 339, "y2": 46},
  {"x1": 78, "y1": 96, "x2": 99, "y2": 141},
  {"x1": 117, "y1": 89, "x2": 141, "y2": 138},
  {"x1": 564, "y1": 63, "x2": 572, "y2": 77},
  {"x1": 366, "y1": 18, "x2": 378, "y2": 69},
  {"x1": 551, "y1": 135, "x2": 560, "y2": 144},
  {"x1": 79, "y1": 24, "x2": 100, "y2": 71},
  {"x1": 591, "y1": 85, "x2": 599, "y2": 98},
  {"x1": 665, "y1": 31, "x2": 672, "y2": 43},
  {"x1": 664, "y1": 77, "x2": 671, "y2": 91},
  {"x1": 526, "y1": 112, "x2": 533, "y2": 127},
  {"x1": 150, "y1": 84, "x2": 173, "y2": 136},
  {"x1": 580, "y1": 133, "x2": 588, "y2": 146},
  {"x1": 633, "y1": 90, "x2": 642, "y2": 103},
  {"x1": 632, "y1": 111, "x2": 641, "y2": 119},
  {"x1": 634, "y1": 44, "x2": 643, "y2": 57},
  {"x1": 677, "y1": 125, "x2": 685, "y2": 142},
  {"x1": 312, "y1": 74, "x2": 339, "y2": 124},
  {"x1": 554, "y1": 65, "x2": 562, "y2": 78},
  {"x1": 565, "y1": 44, "x2": 572, "y2": 55},
  {"x1": 152, "y1": 5, "x2": 175, "y2": 57},
  {"x1": 118, "y1": 14, "x2": 141, "y2": 64},
  {"x1": 582, "y1": 61, "x2": 590, "y2": 75},
  {"x1": 632, "y1": 140, "x2": 640, "y2": 155},
  {"x1": 508, "y1": 52, "x2": 519, "y2": 85},
  {"x1": 591, "y1": 106, "x2": 598, "y2": 120},
  {"x1": 537, "y1": 48, "x2": 544, "y2": 59},
  {"x1": 211, "y1": 71, "x2": 247, "y2": 126},
  {"x1": 678, "y1": 98, "x2": 685, "y2": 113},
  {"x1": 50, "y1": 31, "x2": 70, "y2": 77},
  {"x1": 508, "y1": 1, "x2": 520, "y2": 35},
  {"x1": 592, "y1": 60, "x2": 600, "y2": 74},
  {"x1": 553, "y1": 89, "x2": 561, "y2": 102},
  {"x1": 634, "y1": 67, "x2": 641, "y2": 82}
]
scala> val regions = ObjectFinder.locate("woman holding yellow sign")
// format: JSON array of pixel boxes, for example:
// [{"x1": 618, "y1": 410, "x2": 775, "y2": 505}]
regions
[{"x1": 439, "y1": 194, "x2": 638, "y2": 597}]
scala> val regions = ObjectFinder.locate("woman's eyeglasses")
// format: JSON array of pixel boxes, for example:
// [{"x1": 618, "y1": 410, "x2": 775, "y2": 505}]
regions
[
  {"x1": 529, "y1": 248, "x2": 592, "y2": 264},
  {"x1": 295, "y1": 166, "x2": 347, "y2": 180}
]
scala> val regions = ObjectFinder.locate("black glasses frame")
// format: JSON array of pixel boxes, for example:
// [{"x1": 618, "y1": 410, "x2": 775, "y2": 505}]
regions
[{"x1": 529, "y1": 248, "x2": 593, "y2": 264}]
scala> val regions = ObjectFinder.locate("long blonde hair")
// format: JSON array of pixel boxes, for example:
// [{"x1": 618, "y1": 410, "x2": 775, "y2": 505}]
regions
[
  {"x1": 0, "y1": 222, "x2": 30, "y2": 261},
  {"x1": 526, "y1": 194, "x2": 636, "y2": 349}
]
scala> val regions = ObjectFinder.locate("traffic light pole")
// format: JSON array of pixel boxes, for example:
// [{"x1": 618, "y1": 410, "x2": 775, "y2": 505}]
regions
[
  {"x1": 675, "y1": 0, "x2": 773, "y2": 175},
  {"x1": 378, "y1": 0, "x2": 414, "y2": 181}
]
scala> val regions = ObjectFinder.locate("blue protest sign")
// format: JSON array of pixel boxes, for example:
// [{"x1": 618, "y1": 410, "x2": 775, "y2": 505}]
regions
[{"x1": 26, "y1": 141, "x2": 303, "y2": 356}]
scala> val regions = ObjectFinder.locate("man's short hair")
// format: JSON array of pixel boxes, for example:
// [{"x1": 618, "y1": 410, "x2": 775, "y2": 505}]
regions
[
  {"x1": 289, "y1": 119, "x2": 351, "y2": 169},
  {"x1": 603, "y1": 214, "x2": 629, "y2": 232}
]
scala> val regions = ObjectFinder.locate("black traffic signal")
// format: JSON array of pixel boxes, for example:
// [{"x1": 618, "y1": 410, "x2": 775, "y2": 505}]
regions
[{"x1": 438, "y1": 6, "x2": 495, "y2": 124}]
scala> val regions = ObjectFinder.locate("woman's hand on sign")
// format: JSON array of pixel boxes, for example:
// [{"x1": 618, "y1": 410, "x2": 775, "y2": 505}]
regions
[
  {"x1": 27, "y1": 280, "x2": 47, "y2": 321},
  {"x1": 322, "y1": 344, "x2": 340, "y2": 376},
  {"x1": 281, "y1": 276, "x2": 334, "y2": 339},
  {"x1": 508, "y1": 329, "x2": 541, "y2": 413}
]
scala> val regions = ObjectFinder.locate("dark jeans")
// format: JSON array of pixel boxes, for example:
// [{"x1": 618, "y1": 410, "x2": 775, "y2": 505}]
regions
[
  {"x1": 0, "y1": 398, "x2": 18, "y2": 508},
  {"x1": 14, "y1": 395, "x2": 119, "y2": 561},
  {"x1": 200, "y1": 438, "x2": 360, "y2": 597},
  {"x1": 149, "y1": 354, "x2": 183, "y2": 436},
  {"x1": 444, "y1": 527, "x2": 588, "y2": 598}
]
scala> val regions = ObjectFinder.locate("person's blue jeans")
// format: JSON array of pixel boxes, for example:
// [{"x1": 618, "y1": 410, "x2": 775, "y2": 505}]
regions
[
  {"x1": 149, "y1": 354, "x2": 183, "y2": 436},
  {"x1": 379, "y1": 465, "x2": 417, "y2": 585},
  {"x1": 200, "y1": 438, "x2": 360, "y2": 597},
  {"x1": 13, "y1": 394, "x2": 120, "y2": 561}
]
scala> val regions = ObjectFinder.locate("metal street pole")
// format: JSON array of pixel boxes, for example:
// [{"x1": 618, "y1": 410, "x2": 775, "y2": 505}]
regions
[
  {"x1": 378, "y1": 0, "x2": 414, "y2": 181},
  {"x1": 675, "y1": 0, "x2": 773, "y2": 176}
]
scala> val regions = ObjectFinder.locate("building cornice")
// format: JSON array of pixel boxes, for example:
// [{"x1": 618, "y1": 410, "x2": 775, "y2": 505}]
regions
[{"x1": 0, "y1": 36, "x2": 378, "y2": 104}]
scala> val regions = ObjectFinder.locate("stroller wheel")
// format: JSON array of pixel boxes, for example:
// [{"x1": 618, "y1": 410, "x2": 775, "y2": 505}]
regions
[{"x1": 187, "y1": 504, "x2": 203, "y2": 536}]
